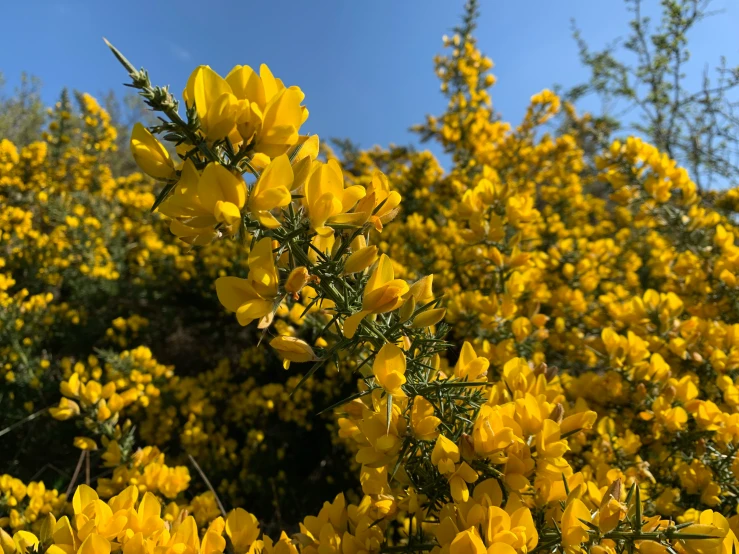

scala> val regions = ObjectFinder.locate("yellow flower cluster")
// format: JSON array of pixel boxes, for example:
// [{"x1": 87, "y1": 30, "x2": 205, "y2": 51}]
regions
[
  {"x1": 7, "y1": 5, "x2": 739, "y2": 554},
  {"x1": 1, "y1": 79, "x2": 339, "y2": 519},
  {"x1": 0, "y1": 476, "x2": 65, "y2": 532}
]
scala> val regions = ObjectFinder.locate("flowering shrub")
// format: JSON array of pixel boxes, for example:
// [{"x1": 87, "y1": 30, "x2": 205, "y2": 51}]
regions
[{"x1": 5, "y1": 4, "x2": 739, "y2": 554}]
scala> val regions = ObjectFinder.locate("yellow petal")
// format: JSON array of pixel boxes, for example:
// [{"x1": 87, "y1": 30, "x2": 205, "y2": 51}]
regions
[
  {"x1": 198, "y1": 163, "x2": 247, "y2": 214},
  {"x1": 130, "y1": 123, "x2": 175, "y2": 181},
  {"x1": 343, "y1": 311, "x2": 368, "y2": 339}
]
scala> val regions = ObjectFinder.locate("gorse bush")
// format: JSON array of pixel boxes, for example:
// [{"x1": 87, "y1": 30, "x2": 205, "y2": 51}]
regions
[{"x1": 5, "y1": 2, "x2": 739, "y2": 554}]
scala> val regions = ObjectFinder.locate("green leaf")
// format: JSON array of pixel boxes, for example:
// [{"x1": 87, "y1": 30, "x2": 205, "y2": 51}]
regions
[
  {"x1": 289, "y1": 358, "x2": 326, "y2": 397},
  {"x1": 316, "y1": 388, "x2": 374, "y2": 416},
  {"x1": 151, "y1": 180, "x2": 178, "y2": 213},
  {"x1": 103, "y1": 37, "x2": 137, "y2": 76}
]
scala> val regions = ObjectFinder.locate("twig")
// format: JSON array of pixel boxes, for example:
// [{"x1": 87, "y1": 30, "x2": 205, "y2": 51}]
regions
[
  {"x1": 188, "y1": 454, "x2": 228, "y2": 518},
  {"x1": 65, "y1": 451, "x2": 86, "y2": 497},
  {"x1": 0, "y1": 408, "x2": 48, "y2": 438},
  {"x1": 270, "y1": 478, "x2": 284, "y2": 527},
  {"x1": 30, "y1": 463, "x2": 64, "y2": 482}
]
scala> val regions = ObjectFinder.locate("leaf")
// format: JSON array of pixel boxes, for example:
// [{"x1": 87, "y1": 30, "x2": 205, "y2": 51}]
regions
[
  {"x1": 150, "y1": 180, "x2": 178, "y2": 213},
  {"x1": 103, "y1": 37, "x2": 137, "y2": 76},
  {"x1": 316, "y1": 389, "x2": 374, "y2": 416},
  {"x1": 290, "y1": 356, "x2": 328, "y2": 398},
  {"x1": 288, "y1": 142, "x2": 304, "y2": 163}
]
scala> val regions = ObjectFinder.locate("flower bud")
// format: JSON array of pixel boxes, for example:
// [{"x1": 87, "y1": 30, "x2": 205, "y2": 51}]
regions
[
  {"x1": 411, "y1": 308, "x2": 447, "y2": 328},
  {"x1": 39, "y1": 514, "x2": 56, "y2": 546},
  {"x1": 270, "y1": 336, "x2": 318, "y2": 369},
  {"x1": 285, "y1": 266, "x2": 310, "y2": 296},
  {"x1": 130, "y1": 123, "x2": 176, "y2": 180},
  {"x1": 401, "y1": 336, "x2": 412, "y2": 351},
  {"x1": 344, "y1": 245, "x2": 378, "y2": 275},
  {"x1": 399, "y1": 297, "x2": 415, "y2": 324},
  {"x1": 459, "y1": 433, "x2": 476, "y2": 463},
  {"x1": 544, "y1": 365, "x2": 559, "y2": 380},
  {"x1": 406, "y1": 275, "x2": 434, "y2": 305},
  {"x1": 603, "y1": 478, "x2": 622, "y2": 505},
  {"x1": 548, "y1": 403, "x2": 564, "y2": 424}
]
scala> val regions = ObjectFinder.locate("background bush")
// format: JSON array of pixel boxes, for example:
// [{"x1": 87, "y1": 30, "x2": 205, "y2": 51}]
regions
[{"x1": 4, "y1": 1, "x2": 739, "y2": 552}]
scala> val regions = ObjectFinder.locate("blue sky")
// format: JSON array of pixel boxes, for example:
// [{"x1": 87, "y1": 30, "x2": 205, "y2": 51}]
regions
[{"x1": 2, "y1": 1, "x2": 739, "y2": 165}]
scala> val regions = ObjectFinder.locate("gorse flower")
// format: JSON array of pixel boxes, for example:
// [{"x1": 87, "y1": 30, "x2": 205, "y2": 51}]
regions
[
  {"x1": 4, "y1": 4, "x2": 739, "y2": 554},
  {"x1": 343, "y1": 255, "x2": 410, "y2": 338},
  {"x1": 183, "y1": 64, "x2": 308, "y2": 153},
  {"x1": 130, "y1": 123, "x2": 176, "y2": 181},
  {"x1": 215, "y1": 237, "x2": 278, "y2": 326}
]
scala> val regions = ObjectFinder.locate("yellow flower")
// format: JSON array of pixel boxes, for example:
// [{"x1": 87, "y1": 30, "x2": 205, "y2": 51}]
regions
[
  {"x1": 285, "y1": 266, "x2": 310, "y2": 296},
  {"x1": 484, "y1": 506, "x2": 538, "y2": 553},
  {"x1": 449, "y1": 528, "x2": 486, "y2": 554},
  {"x1": 130, "y1": 123, "x2": 176, "y2": 180},
  {"x1": 158, "y1": 159, "x2": 246, "y2": 241},
  {"x1": 226, "y1": 508, "x2": 261, "y2": 554},
  {"x1": 12, "y1": 532, "x2": 39, "y2": 554},
  {"x1": 561, "y1": 498, "x2": 592, "y2": 552},
  {"x1": 72, "y1": 484, "x2": 99, "y2": 514},
  {"x1": 184, "y1": 66, "x2": 238, "y2": 141},
  {"x1": 270, "y1": 336, "x2": 318, "y2": 369},
  {"x1": 60, "y1": 373, "x2": 80, "y2": 398},
  {"x1": 216, "y1": 238, "x2": 278, "y2": 326},
  {"x1": 411, "y1": 397, "x2": 441, "y2": 441},
  {"x1": 560, "y1": 410, "x2": 598, "y2": 436},
  {"x1": 73, "y1": 437, "x2": 98, "y2": 451},
  {"x1": 157, "y1": 466, "x2": 191, "y2": 499},
  {"x1": 448, "y1": 462, "x2": 478, "y2": 502},
  {"x1": 372, "y1": 343, "x2": 407, "y2": 397},
  {"x1": 472, "y1": 405, "x2": 518, "y2": 457},
  {"x1": 158, "y1": 159, "x2": 210, "y2": 219},
  {"x1": 303, "y1": 159, "x2": 366, "y2": 236},
  {"x1": 411, "y1": 307, "x2": 446, "y2": 328},
  {"x1": 255, "y1": 85, "x2": 308, "y2": 157},
  {"x1": 596, "y1": 480, "x2": 626, "y2": 534},
  {"x1": 677, "y1": 510, "x2": 732, "y2": 554},
  {"x1": 344, "y1": 245, "x2": 378, "y2": 276},
  {"x1": 225, "y1": 64, "x2": 308, "y2": 156},
  {"x1": 453, "y1": 341, "x2": 489, "y2": 380},
  {"x1": 78, "y1": 534, "x2": 110, "y2": 554},
  {"x1": 248, "y1": 154, "x2": 294, "y2": 228},
  {"x1": 431, "y1": 435, "x2": 460, "y2": 474},
  {"x1": 0, "y1": 529, "x2": 15, "y2": 554},
  {"x1": 49, "y1": 397, "x2": 80, "y2": 421},
  {"x1": 198, "y1": 163, "x2": 247, "y2": 226},
  {"x1": 343, "y1": 255, "x2": 409, "y2": 338},
  {"x1": 354, "y1": 170, "x2": 401, "y2": 231}
]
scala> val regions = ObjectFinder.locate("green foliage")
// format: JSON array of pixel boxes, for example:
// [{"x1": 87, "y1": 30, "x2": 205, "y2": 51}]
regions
[{"x1": 567, "y1": 0, "x2": 739, "y2": 189}]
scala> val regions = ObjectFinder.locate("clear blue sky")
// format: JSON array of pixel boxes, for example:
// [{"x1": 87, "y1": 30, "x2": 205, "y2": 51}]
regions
[{"x1": 2, "y1": 1, "x2": 738, "y2": 166}]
